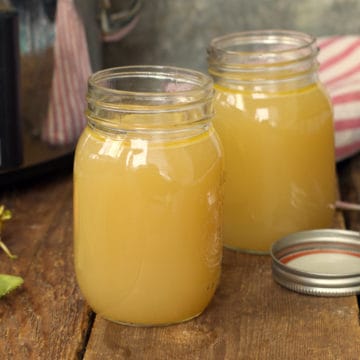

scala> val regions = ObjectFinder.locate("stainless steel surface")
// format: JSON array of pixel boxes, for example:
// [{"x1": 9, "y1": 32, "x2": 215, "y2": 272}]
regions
[
  {"x1": 271, "y1": 229, "x2": 360, "y2": 297},
  {"x1": 103, "y1": 0, "x2": 360, "y2": 71},
  {"x1": 75, "y1": 0, "x2": 103, "y2": 70}
]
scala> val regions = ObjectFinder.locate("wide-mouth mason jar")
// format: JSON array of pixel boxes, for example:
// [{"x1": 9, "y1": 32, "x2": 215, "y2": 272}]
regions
[
  {"x1": 73, "y1": 65, "x2": 224, "y2": 326},
  {"x1": 207, "y1": 30, "x2": 336, "y2": 254}
]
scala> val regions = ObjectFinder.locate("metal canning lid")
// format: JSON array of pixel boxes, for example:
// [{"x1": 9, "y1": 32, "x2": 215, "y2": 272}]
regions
[{"x1": 270, "y1": 229, "x2": 360, "y2": 296}]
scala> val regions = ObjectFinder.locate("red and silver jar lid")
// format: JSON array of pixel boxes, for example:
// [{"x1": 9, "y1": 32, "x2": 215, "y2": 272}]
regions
[{"x1": 270, "y1": 229, "x2": 360, "y2": 296}]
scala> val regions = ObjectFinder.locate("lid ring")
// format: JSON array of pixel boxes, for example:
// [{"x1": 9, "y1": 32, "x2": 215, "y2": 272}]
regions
[{"x1": 270, "y1": 229, "x2": 360, "y2": 297}]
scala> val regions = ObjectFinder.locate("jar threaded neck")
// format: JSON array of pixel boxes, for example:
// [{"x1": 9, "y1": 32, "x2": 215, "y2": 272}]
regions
[
  {"x1": 86, "y1": 66, "x2": 214, "y2": 133},
  {"x1": 207, "y1": 30, "x2": 319, "y2": 87}
]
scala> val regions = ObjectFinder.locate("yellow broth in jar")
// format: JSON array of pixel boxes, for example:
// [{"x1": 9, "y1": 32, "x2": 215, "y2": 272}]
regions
[
  {"x1": 73, "y1": 125, "x2": 223, "y2": 325},
  {"x1": 213, "y1": 83, "x2": 336, "y2": 252}
]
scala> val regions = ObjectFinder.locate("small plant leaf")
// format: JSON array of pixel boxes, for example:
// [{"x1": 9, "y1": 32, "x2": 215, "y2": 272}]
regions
[
  {"x1": 0, "y1": 240, "x2": 17, "y2": 260},
  {"x1": 0, "y1": 237, "x2": 17, "y2": 260},
  {"x1": 0, "y1": 206, "x2": 16, "y2": 259},
  {"x1": 0, "y1": 274, "x2": 23, "y2": 298},
  {"x1": 1, "y1": 210, "x2": 12, "y2": 221}
]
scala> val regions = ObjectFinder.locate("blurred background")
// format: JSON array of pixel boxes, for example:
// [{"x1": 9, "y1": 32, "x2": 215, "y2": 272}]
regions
[{"x1": 102, "y1": 0, "x2": 360, "y2": 71}]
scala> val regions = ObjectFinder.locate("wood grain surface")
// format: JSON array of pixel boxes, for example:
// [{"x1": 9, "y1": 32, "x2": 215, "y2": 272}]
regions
[
  {"x1": 0, "y1": 174, "x2": 92, "y2": 359},
  {"x1": 84, "y1": 242, "x2": 360, "y2": 360},
  {"x1": 0, "y1": 154, "x2": 359, "y2": 359}
]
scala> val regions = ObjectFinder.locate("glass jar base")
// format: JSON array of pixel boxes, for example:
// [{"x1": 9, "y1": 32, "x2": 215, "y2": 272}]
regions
[{"x1": 98, "y1": 311, "x2": 204, "y2": 327}]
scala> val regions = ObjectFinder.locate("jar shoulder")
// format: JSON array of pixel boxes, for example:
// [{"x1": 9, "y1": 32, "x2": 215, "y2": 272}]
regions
[
  {"x1": 74, "y1": 125, "x2": 223, "y2": 176},
  {"x1": 213, "y1": 82, "x2": 332, "y2": 113}
]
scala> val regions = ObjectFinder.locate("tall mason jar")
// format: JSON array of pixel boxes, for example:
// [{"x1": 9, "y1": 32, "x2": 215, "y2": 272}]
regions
[
  {"x1": 207, "y1": 30, "x2": 336, "y2": 253},
  {"x1": 73, "y1": 66, "x2": 224, "y2": 326}
]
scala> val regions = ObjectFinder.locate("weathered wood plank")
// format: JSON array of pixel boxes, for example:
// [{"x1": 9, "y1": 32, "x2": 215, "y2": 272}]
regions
[
  {"x1": 84, "y1": 206, "x2": 360, "y2": 360},
  {"x1": 0, "y1": 174, "x2": 92, "y2": 360}
]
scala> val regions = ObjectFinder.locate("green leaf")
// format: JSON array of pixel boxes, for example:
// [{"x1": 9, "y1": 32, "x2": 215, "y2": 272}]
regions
[
  {"x1": 0, "y1": 274, "x2": 23, "y2": 298},
  {"x1": 1, "y1": 210, "x2": 12, "y2": 221}
]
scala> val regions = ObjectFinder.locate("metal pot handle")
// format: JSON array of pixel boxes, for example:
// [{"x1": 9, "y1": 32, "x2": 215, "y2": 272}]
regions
[{"x1": 99, "y1": 0, "x2": 142, "y2": 42}]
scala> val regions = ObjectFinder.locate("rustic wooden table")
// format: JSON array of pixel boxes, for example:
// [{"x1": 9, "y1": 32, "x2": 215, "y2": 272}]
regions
[{"x1": 0, "y1": 154, "x2": 360, "y2": 360}]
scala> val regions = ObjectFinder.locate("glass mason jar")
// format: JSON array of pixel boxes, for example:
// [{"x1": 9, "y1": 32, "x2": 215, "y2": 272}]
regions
[
  {"x1": 73, "y1": 66, "x2": 224, "y2": 326},
  {"x1": 207, "y1": 30, "x2": 336, "y2": 254}
]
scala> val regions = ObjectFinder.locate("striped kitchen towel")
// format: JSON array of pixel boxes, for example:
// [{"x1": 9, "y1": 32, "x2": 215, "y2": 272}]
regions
[
  {"x1": 318, "y1": 36, "x2": 360, "y2": 162},
  {"x1": 41, "y1": 0, "x2": 91, "y2": 146},
  {"x1": 41, "y1": 0, "x2": 142, "y2": 146}
]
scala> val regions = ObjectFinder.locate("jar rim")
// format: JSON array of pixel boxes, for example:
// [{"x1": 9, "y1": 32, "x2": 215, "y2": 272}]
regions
[
  {"x1": 209, "y1": 30, "x2": 316, "y2": 53},
  {"x1": 208, "y1": 30, "x2": 317, "y2": 68},
  {"x1": 88, "y1": 65, "x2": 213, "y2": 101},
  {"x1": 86, "y1": 66, "x2": 215, "y2": 132}
]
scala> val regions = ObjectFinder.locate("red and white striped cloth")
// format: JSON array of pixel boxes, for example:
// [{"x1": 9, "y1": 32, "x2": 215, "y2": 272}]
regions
[
  {"x1": 318, "y1": 36, "x2": 360, "y2": 162},
  {"x1": 42, "y1": 0, "x2": 91, "y2": 145},
  {"x1": 42, "y1": 0, "x2": 141, "y2": 146}
]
